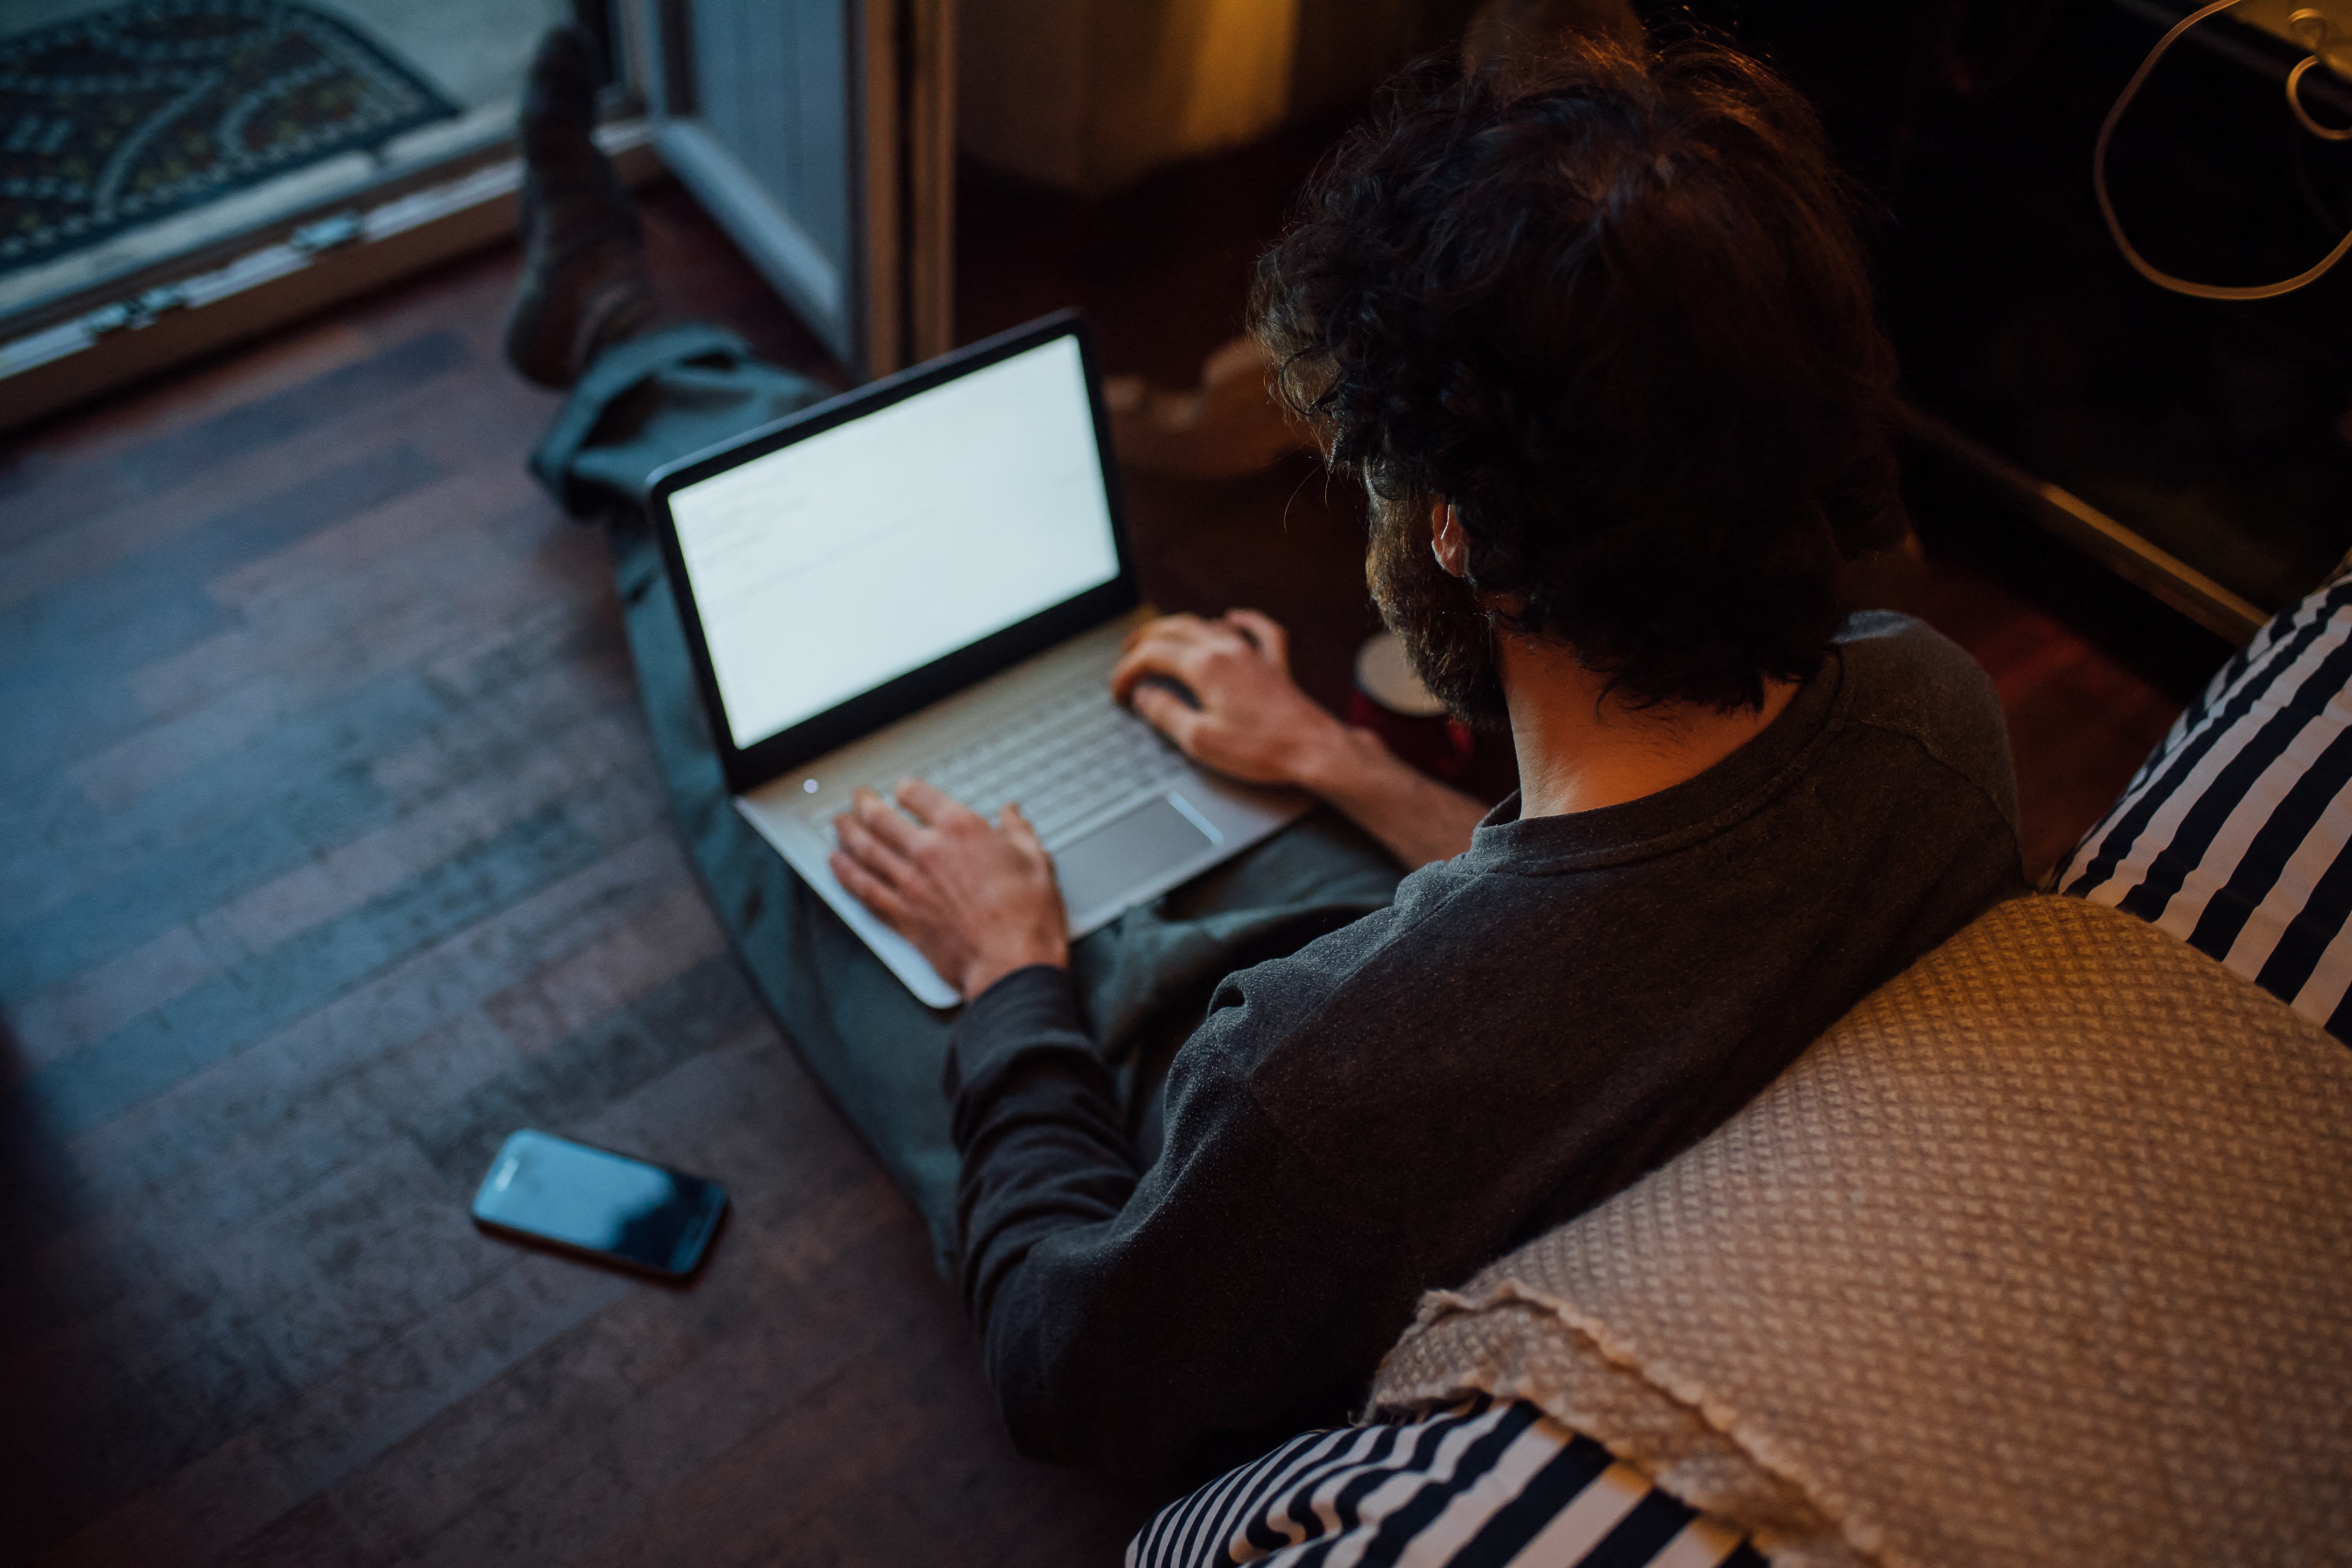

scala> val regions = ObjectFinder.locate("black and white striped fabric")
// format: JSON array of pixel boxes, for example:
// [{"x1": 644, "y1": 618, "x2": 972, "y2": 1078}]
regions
[
  {"x1": 1128, "y1": 1399, "x2": 1762, "y2": 1568},
  {"x1": 2053, "y1": 568, "x2": 2352, "y2": 1042}
]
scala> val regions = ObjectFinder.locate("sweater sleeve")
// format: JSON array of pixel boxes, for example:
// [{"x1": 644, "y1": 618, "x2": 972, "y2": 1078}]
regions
[
  {"x1": 943, "y1": 961, "x2": 1413, "y2": 1479},
  {"x1": 945, "y1": 965, "x2": 1138, "y2": 1328}
]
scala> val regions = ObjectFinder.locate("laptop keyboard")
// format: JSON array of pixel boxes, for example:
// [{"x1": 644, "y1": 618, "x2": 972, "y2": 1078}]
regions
[{"x1": 816, "y1": 671, "x2": 1193, "y2": 848}]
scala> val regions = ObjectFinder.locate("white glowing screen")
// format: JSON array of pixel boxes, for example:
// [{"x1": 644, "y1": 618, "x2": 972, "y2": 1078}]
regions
[{"x1": 670, "y1": 335, "x2": 1119, "y2": 749}]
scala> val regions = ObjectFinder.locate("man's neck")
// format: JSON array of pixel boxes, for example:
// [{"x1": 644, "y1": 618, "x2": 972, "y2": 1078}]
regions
[{"x1": 1499, "y1": 633, "x2": 1802, "y2": 820}]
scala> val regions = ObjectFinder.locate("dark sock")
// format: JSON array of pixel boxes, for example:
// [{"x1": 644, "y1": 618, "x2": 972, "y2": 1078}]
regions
[{"x1": 502, "y1": 27, "x2": 654, "y2": 388}]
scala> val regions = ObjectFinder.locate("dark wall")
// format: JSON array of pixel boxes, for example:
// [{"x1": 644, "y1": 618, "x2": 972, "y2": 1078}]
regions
[{"x1": 1674, "y1": 0, "x2": 2352, "y2": 612}]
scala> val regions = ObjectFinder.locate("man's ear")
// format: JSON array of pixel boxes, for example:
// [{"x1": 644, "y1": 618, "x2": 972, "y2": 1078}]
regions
[{"x1": 1431, "y1": 501, "x2": 1470, "y2": 579}]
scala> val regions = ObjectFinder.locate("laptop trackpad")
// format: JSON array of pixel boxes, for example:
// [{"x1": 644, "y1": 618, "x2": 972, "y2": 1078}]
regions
[{"x1": 1055, "y1": 794, "x2": 1215, "y2": 917}]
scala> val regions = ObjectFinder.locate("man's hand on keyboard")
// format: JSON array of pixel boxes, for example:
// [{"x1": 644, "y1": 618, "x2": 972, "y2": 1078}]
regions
[
  {"x1": 830, "y1": 778, "x2": 1070, "y2": 1000},
  {"x1": 1111, "y1": 610, "x2": 1354, "y2": 789},
  {"x1": 1114, "y1": 609, "x2": 1491, "y2": 870}
]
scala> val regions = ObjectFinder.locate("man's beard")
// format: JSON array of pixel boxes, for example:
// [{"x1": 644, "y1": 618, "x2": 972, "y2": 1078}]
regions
[{"x1": 1365, "y1": 503, "x2": 1511, "y2": 729}]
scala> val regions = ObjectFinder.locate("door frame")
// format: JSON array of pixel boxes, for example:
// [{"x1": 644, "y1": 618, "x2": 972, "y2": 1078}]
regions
[{"x1": 0, "y1": 124, "x2": 665, "y2": 434}]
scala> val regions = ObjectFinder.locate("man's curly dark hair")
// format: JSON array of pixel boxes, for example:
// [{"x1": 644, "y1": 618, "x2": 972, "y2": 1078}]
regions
[{"x1": 1252, "y1": 35, "x2": 1908, "y2": 712}]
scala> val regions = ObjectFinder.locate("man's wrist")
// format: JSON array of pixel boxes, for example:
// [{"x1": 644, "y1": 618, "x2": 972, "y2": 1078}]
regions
[{"x1": 1289, "y1": 721, "x2": 1399, "y2": 804}]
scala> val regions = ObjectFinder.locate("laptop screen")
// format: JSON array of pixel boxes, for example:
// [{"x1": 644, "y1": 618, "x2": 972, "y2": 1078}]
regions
[{"x1": 666, "y1": 333, "x2": 1122, "y2": 751}]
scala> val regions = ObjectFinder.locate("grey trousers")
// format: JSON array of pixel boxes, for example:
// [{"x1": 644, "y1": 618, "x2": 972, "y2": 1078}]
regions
[{"x1": 532, "y1": 325, "x2": 1403, "y2": 1272}]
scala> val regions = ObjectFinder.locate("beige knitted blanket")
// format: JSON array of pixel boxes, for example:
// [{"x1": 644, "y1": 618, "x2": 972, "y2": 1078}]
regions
[{"x1": 1370, "y1": 895, "x2": 2352, "y2": 1567}]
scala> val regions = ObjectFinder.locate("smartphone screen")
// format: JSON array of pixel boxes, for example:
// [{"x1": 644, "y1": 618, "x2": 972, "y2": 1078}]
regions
[{"x1": 470, "y1": 1130, "x2": 727, "y2": 1279}]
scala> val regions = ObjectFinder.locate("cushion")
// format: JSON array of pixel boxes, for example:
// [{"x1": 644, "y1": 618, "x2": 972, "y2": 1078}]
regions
[
  {"x1": 1367, "y1": 895, "x2": 2352, "y2": 1568},
  {"x1": 1128, "y1": 1397, "x2": 1760, "y2": 1568},
  {"x1": 2053, "y1": 567, "x2": 2352, "y2": 1040}
]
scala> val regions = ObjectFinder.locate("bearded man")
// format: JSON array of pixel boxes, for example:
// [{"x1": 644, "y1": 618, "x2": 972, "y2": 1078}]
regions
[
  {"x1": 504, "y1": 0, "x2": 2022, "y2": 1490},
  {"x1": 819, "y1": 37, "x2": 2027, "y2": 1481}
]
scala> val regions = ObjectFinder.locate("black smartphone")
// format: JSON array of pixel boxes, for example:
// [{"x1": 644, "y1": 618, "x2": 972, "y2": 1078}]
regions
[{"x1": 470, "y1": 1130, "x2": 727, "y2": 1279}]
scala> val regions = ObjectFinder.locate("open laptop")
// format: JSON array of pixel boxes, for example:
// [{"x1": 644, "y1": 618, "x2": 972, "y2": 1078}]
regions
[{"x1": 648, "y1": 312, "x2": 1311, "y2": 1008}]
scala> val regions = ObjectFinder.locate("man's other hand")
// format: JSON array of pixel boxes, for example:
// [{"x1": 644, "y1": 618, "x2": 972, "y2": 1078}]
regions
[
  {"x1": 1110, "y1": 611, "x2": 1350, "y2": 788},
  {"x1": 829, "y1": 779, "x2": 1069, "y2": 1000}
]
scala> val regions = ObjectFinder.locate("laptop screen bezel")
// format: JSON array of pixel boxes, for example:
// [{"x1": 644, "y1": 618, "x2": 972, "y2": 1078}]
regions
[{"x1": 646, "y1": 310, "x2": 1139, "y2": 797}]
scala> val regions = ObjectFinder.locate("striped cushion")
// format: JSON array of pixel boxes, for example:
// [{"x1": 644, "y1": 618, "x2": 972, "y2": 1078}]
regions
[
  {"x1": 1128, "y1": 1399, "x2": 1760, "y2": 1568},
  {"x1": 2053, "y1": 568, "x2": 2352, "y2": 1040}
]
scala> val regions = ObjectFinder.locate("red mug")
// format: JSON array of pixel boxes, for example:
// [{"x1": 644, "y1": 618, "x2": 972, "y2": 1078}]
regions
[{"x1": 1348, "y1": 631, "x2": 1473, "y2": 779}]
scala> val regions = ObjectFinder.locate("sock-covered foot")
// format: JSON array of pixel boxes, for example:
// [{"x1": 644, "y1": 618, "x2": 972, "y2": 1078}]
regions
[{"x1": 502, "y1": 27, "x2": 654, "y2": 388}]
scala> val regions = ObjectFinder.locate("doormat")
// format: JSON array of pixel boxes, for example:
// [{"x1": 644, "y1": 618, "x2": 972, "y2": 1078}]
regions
[{"x1": 0, "y1": 0, "x2": 460, "y2": 271}]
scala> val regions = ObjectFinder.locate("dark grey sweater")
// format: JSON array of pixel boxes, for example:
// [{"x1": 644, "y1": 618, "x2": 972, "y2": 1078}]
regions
[{"x1": 945, "y1": 612, "x2": 2025, "y2": 1479}]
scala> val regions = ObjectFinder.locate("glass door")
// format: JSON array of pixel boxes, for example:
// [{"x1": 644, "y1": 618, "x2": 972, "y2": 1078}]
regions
[
  {"x1": 0, "y1": 0, "x2": 626, "y2": 429},
  {"x1": 0, "y1": 0, "x2": 950, "y2": 431},
  {"x1": 639, "y1": 0, "x2": 953, "y2": 378}
]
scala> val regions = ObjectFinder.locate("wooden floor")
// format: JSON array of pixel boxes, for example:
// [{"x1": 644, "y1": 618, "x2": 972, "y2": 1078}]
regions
[{"x1": 1, "y1": 150, "x2": 2186, "y2": 1568}]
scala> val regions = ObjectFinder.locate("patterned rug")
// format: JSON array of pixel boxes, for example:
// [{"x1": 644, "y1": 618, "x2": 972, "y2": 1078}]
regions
[{"x1": 0, "y1": 0, "x2": 458, "y2": 271}]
